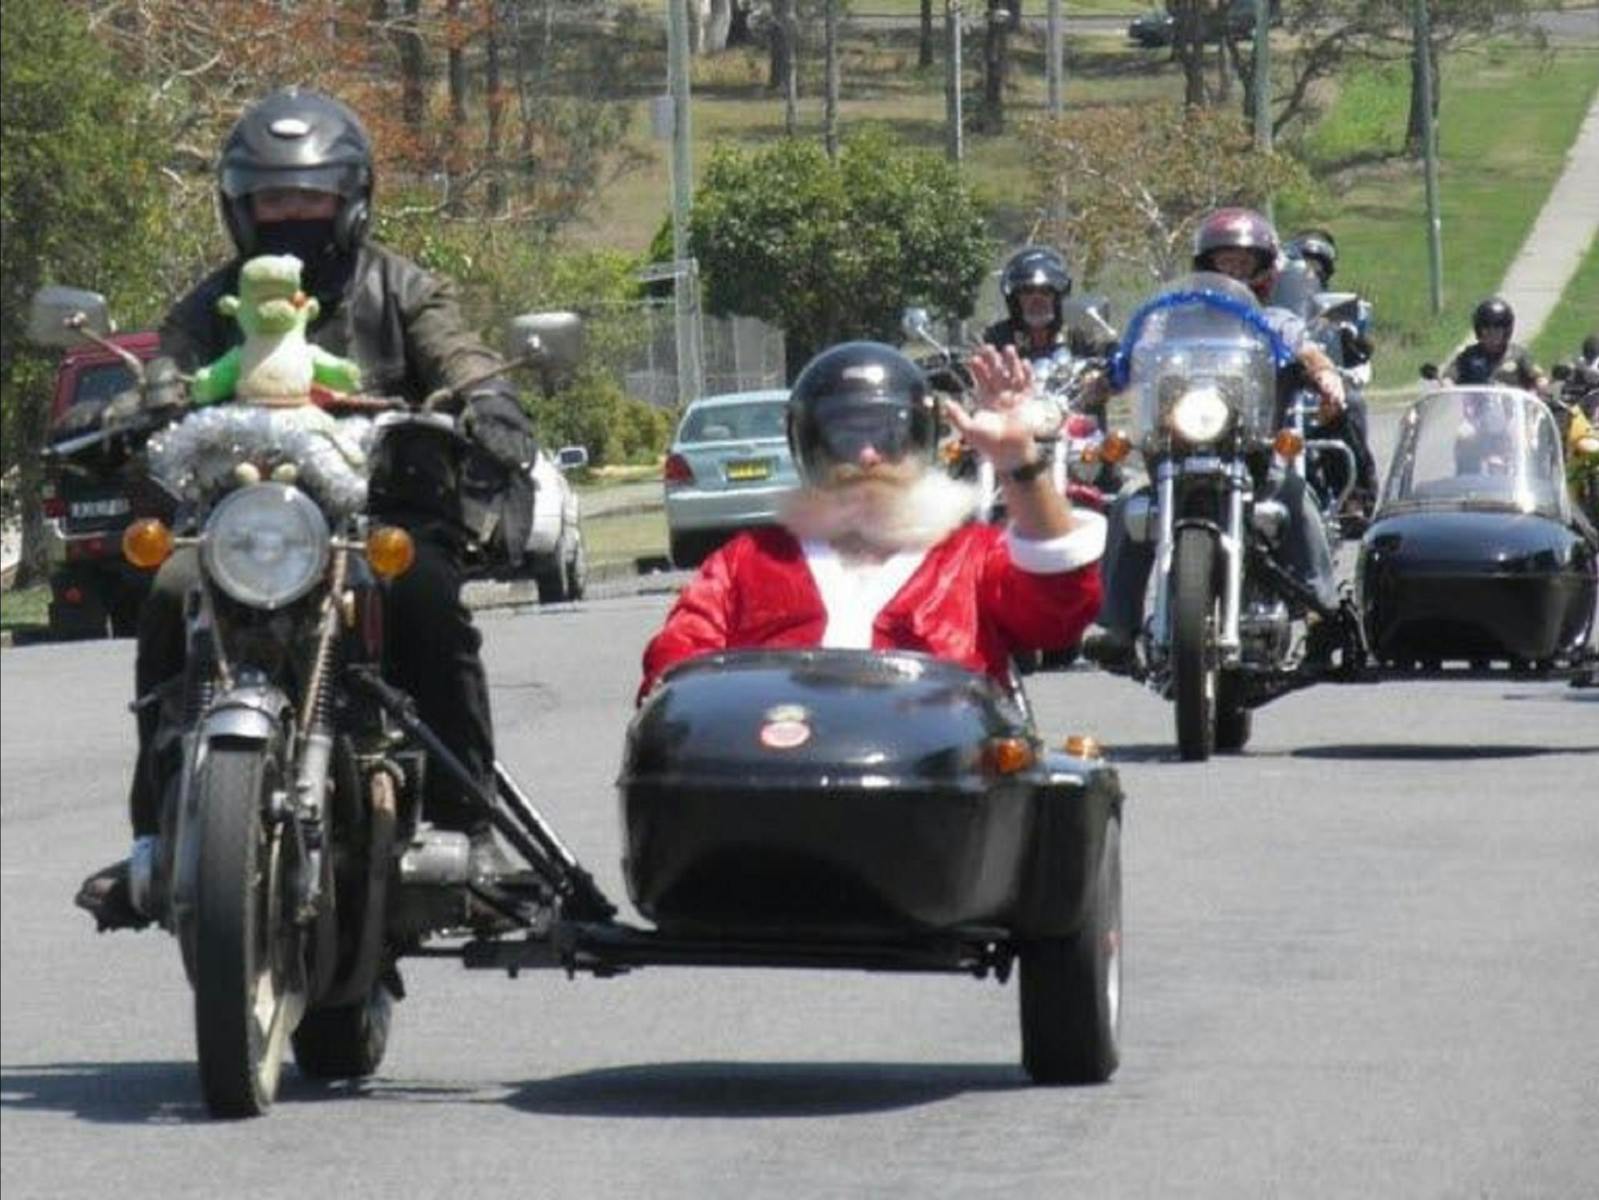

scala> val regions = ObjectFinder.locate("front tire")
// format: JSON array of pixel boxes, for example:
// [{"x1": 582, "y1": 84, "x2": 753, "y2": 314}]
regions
[
  {"x1": 1171, "y1": 526, "x2": 1219, "y2": 762},
  {"x1": 192, "y1": 741, "x2": 307, "y2": 1118},
  {"x1": 1019, "y1": 814, "x2": 1122, "y2": 1085}
]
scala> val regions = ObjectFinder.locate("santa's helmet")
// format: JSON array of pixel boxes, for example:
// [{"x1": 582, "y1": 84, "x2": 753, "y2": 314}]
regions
[
  {"x1": 1193, "y1": 207, "x2": 1282, "y2": 302},
  {"x1": 787, "y1": 343, "x2": 940, "y2": 483}
]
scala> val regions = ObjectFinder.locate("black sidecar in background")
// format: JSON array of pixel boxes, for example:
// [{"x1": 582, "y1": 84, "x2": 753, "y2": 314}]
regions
[
  {"x1": 1356, "y1": 387, "x2": 1598, "y2": 675},
  {"x1": 463, "y1": 649, "x2": 1125, "y2": 1086}
]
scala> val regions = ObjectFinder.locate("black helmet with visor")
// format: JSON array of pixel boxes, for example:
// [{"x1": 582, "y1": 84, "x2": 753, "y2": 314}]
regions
[
  {"x1": 218, "y1": 88, "x2": 375, "y2": 257},
  {"x1": 1472, "y1": 296, "x2": 1515, "y2": 338},
  {"x1": 787, "y1": 343, "x2": 940, "y2": 483},
  {"x1": 1000, "y1": 247, "x2": 1073, "y2": 329}
]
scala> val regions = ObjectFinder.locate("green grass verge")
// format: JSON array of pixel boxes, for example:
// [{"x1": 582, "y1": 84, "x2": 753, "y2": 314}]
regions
[
  {"x1": 0, "y1": 585, "x2": 48, "y2": 632},
  {"x1": 583, "y1": 508, "x2": 669, "y2": 565},
  {"x1": 1279, "y1": 46, "x2": 1599, "y2": 387},
  {"x1": 1531, "y1": 234, "x2": 1599, "y2": 366}
]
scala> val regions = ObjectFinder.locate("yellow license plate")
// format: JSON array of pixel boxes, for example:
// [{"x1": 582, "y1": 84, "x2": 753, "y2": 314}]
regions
[{"x1": 726, "y1": 459, "x2": 772, "y2": 481}]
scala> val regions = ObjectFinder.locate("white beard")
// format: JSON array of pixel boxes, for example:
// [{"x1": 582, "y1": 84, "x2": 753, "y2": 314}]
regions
[{"x1": 780, "y1": 470, "x2": 979, "y2": 556}]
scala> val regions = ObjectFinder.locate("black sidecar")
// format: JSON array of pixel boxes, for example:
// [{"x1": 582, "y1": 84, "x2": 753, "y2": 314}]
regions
[
  {"x1": 1356, "y1": 387, "x2": 1598, "y2": 673},
  {"x1": 460, "y1": 648, "x2": 1124, "y2": 1086}
]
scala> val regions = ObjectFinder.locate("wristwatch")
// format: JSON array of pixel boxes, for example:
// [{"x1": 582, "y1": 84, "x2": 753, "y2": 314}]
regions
[{"x1": 1006, "y1": 457, "x2": 1049, "y2": 483}]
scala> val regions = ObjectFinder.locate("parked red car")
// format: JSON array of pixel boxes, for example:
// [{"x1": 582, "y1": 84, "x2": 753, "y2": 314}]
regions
[{"x1": 40, "y1": 331, "x2": 164, "y2": 638}]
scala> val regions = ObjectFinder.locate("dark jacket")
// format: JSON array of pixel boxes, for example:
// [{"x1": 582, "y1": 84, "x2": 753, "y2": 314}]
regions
[
  {"x1": 161, "y1": 242, "x2": 535, "y2": 563},
  {"x1": 982, "y1": 317, "x2": 1108, "y2": 361},
  {"x1": 1443, "y1": 341, "x2": 1547, "y2": 393}
]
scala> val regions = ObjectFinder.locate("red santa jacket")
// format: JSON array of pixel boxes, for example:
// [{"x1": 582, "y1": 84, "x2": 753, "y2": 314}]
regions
[{"x1": 640, "y1": 517, "x2": 1104, "y2": 700}]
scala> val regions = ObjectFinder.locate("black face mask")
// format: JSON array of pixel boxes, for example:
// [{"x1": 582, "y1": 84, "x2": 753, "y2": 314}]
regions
[{"x1": 253, "y1": 219, "x2": 354, "y2": 306}]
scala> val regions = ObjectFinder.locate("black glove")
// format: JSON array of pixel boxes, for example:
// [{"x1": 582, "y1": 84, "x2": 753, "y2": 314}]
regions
[{"x1": 460, "y1": 390, "x2": 536, "y2": 471}]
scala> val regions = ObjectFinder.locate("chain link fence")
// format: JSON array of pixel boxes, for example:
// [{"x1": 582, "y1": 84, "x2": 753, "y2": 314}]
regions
[{"x1": 625, "y1": 263, "x2": 787, "y2": 408}]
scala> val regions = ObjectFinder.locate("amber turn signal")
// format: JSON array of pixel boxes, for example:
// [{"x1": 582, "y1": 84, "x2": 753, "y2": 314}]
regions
[
  {"x1": 1099, "y1": 430, "x2": 1132, "y2": 465},
  {"x1": 366, "y1": 525, "x2": 416, "y2": 579},
  {"x1": 982, "y1": 736, "x2": 1035, "y2": 776},
  {"x1": 122, "y1": 519, "x2": 174, "y2": 569},
  {"x1": 1273, "y1": 429, "x2": 1305, "y2": 459},
  {"x1": 1061, "y1": 734, "x2": 1104, "y2": 759}
]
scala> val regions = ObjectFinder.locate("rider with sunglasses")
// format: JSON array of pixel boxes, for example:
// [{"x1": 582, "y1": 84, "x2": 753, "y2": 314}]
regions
[{"x1": 639, "y1": 341, "x2": 1106, "y2": 698}]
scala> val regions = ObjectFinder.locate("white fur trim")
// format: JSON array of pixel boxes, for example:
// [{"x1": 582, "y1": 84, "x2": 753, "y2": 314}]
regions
[
  {"x1": 1005, "y1": 510, "x2": 1107, "y2": 574},
  {"x1": 801, "y1": 539, "x2": 928, "y2": 649}
]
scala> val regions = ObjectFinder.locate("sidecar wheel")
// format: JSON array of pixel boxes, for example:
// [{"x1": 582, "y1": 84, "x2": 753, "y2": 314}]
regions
[
  {"x1": 292, "y1": 982, "x2": 393, "y2": 1080},
  {"x1": 192, "y1": 741, "x2": 307, "y2": 1118},
  {"x1": 1172, "y1": 526, "x2": 1218, "y2": 761},
  {"x1": 1019, "y1": 815, "x2": 1122, "y2": 1085}
]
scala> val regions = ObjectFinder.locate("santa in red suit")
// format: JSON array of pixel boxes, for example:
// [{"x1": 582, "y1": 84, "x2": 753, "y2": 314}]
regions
[{"x1": 640, "y1": 341, "x2": 1105, "y2": 700}]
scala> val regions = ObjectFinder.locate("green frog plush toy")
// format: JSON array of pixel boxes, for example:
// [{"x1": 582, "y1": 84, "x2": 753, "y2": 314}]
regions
[{"x1": 191, "y1": 254, "x2": 362, "y2": 406}]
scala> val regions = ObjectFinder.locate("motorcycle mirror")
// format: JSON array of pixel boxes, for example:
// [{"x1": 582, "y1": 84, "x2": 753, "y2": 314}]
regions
[
  {"x1": 1419, "y1": 363, "x2": 1439, "y2": 381},
  {"x1": 28, "y1": 286, "x2": 112, "y2": 348},
  {"x1": 901, "y1": 307, "x2": 933, "y2": 341},
  {"x1": 1060, "y1": 296, "x2": 1118, "y2": 341},
  {"x1": 508, "y1": 311, "x2": 584, "y2": 376},
  {"x1": 555, "y1": 445, "x2": 590, "y2": 472},
  {"x1": 1552, "y1": 363, "x2": 1572, "y2": 382}
]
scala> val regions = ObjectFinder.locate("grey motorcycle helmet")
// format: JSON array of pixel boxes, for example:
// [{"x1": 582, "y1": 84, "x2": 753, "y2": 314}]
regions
[
  {"x1": 217, "y1": 88, "x2": 375, "y2": 256},
  {"x1": 787, "y1": 342, "x2": 940, "y2": 484}
]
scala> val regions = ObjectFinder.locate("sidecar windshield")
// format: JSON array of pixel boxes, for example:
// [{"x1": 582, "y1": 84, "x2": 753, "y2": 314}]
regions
[
  {"x1": 1381, "y1": 387, "x2": 1568, "y2": 519},
  {"x1": 1123, "y1": 272, "x2": 1286, "y2": 440}
]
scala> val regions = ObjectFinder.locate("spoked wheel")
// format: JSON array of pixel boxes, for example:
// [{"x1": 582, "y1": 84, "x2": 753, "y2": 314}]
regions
[
  {"x1": 1171, "y1": 526, "x2": 1219, "y2": 762},
  {"x1": 1018, "y1": 814, "x2": 1123, "y2": 1085},
  {"x1": 192, "y1": 741, "x2": 308, "y2": 1118}
]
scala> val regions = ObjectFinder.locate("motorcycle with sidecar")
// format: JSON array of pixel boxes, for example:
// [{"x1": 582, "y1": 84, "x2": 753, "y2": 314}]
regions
[
  {"x1": 1355, "y1": 385, "x2": 1597, "y2": 679},
  {"x1": 39, "y1": 286, "x2": 1124, "y2": 1113}
]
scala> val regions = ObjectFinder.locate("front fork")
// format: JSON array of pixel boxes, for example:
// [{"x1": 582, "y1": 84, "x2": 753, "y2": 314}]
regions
[{"x1": 1147, "y1": 459, "x2": 1251, "y2": 665}]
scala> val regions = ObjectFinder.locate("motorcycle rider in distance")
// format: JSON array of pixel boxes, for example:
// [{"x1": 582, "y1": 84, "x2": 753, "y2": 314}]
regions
[
  {"x1": 1441, "y1": 297, "x2": 1550, "y2": 397},
  {"x1": 1284, "y1": 227, "x2": 1379, "y2": 517},
  {"x1": 1080, "y1": 207, "x2": 1352, "y2": 675},
  {"x1": 639, "y1": 342, "x2": 1106, "y2": 698},
  {"x1": 77, "y1": 87, "x2": 535, "y2": 930},
  {"x1": 983, "y1": 247, "x2": 1116, "y2": 422}
]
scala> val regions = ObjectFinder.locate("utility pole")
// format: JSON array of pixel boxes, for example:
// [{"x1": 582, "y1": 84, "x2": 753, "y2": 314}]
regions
[
  {"x1": 824, "y1": 0, "x2": 840, "y2": 160},
  {"x1": 946, "y1": 0, "x2": 964, "y2": 162},
  {"x1": 1413, "y1": 0, "x2": 1444, "y2": 315},
  {"x1": 1046, "y1": 0, "x2": 1062, "y2": 118},
  {"x1": 1252, "y1": 0, "x2": 1271, "y2": 221},
  {"x1": 667, "y1": 0, "x2": 701, "y2": 406}
]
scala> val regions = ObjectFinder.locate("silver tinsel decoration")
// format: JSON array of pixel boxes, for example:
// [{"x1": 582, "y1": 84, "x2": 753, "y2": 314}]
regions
[{"x1": 147, "y1": 405, "x2": 374, "y2": 518}]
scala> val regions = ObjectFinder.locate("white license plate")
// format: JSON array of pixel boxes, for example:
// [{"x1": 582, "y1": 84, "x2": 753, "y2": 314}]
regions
[{"x1": 70, "y1": 498, "x2": 130, "y2": 518}]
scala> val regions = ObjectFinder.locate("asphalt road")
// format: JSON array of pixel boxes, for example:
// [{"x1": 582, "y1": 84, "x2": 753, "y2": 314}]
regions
[{"x1": 4, "y1": 545, "x2": 1598, "y2": 1199}]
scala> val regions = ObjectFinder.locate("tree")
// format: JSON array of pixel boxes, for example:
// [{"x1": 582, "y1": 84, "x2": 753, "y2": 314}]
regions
[
  {"x1": 1, "y1": 0, "x2": 170, "y2": 586},
  {"x1": 684, "y1": 131, "x2": 993, "y2": 372},
  {"x1": 1022, "y1": 104, "x2": 1310, "y2": 284}
]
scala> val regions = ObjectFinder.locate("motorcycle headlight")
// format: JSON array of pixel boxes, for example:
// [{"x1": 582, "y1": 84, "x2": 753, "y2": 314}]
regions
[
  {"x1": 1169, "y1": 386, "x2": 1231, "y2": 445},
  {"x1": 201, "y1": 483, "x2": 330, "y2": 609}
]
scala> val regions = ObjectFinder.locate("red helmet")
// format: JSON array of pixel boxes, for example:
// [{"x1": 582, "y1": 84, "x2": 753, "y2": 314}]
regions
[{"x1": 1193, "y1": 207, "x2": 1281, "y2": 301}]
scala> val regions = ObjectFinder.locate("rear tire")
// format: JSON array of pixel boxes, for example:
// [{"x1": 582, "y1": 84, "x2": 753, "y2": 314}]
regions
[
  {"x1": 1019, "y1": 815, "x2": 1122, "y2": 1085},
  {"x1": 192, "y1": 742, "x2": 306, "y2": 1118},
  {"x1": 668, "y1": 530, "x2": 708, "y2": 570},
  {"x1": 566, "y1": 532, "x2": 588, "y2": 601},
  {"x1": 1171, "y1": 526, "x2": 1219, "y2": 762}
]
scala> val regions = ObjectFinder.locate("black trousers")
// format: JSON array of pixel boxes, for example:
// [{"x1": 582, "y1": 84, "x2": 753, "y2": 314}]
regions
[{"x1": 128, "y1": 531, "x2": 495, "y2": 836}]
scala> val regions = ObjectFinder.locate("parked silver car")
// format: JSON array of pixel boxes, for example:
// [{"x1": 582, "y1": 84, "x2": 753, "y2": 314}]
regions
[{"x1": 664, "y1": 389, "x2": 798, "y2": 567}]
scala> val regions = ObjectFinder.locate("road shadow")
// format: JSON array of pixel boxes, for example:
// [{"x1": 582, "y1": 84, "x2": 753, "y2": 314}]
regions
[
  {"x1": 0, "y1": 1060, "x2": 334, "y2": 1125},
  {"x1": 504, "y1": 1060, "x2": 1028, "y2": 1119},
  {"x1": 1291, "y1": 743, "x2": 1599, "y2": 762}
]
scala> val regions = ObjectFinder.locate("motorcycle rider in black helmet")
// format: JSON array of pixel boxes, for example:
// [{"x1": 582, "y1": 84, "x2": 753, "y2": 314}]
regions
[
  {"x1": 984, "y1": 247, "x2": 1115, "y2": 379},
  {"x1": 1282, "y1": 227, "x2": 1380, "y2": 517},
  {"x1": 77, "y1": 87, "x2": 536, "y2": 930},
  {"x1": 1442, "y1": 297, "x2": 1550, "y2": 396},
  {"x1": 1082, "y1": 207, "x2": 1357, "y2": 675}
]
